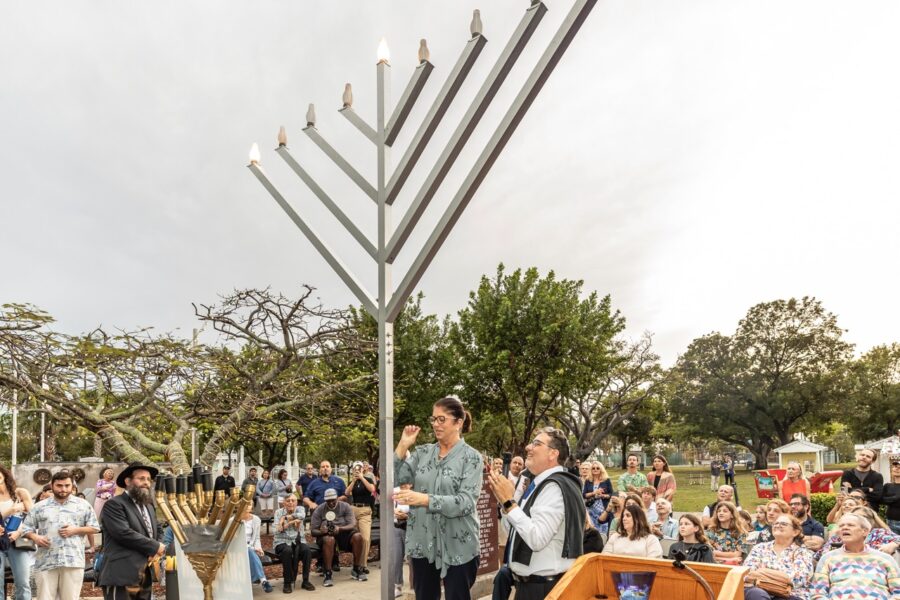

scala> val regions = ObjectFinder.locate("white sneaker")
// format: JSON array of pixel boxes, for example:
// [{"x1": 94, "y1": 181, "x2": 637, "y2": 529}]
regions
[{"x1": 394, "y1": 584, "x2": 403, "y2": 598}]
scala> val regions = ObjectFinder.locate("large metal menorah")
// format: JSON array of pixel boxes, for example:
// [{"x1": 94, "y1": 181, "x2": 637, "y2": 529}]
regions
[{"x1": 247, "y1": 2, "x2": 595, "y2": 596}]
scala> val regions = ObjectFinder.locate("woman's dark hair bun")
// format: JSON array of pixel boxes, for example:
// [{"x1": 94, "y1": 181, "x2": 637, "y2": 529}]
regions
[{"x1": 433, "y1": 396, "x2": 474, "y2": 433}]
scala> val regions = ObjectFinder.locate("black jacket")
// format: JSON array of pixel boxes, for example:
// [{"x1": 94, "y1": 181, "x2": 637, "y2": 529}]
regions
[
  {"x1": 841, "y1": 468, "x2": 884, "y2": 511},
  {"x1": 667, "y1": 541, "x2": 715, "y2": 564},
  {"x1": 511, "y1": 470, "x2": 584, "y2": 567},
  {"x1": 98, "y1": 494, "x2": 163, "y2": 587}
]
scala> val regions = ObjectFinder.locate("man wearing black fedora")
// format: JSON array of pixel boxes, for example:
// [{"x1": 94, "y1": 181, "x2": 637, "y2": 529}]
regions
[{"x1": 97, "y1": 464, "x2": 165, "y2": 600}]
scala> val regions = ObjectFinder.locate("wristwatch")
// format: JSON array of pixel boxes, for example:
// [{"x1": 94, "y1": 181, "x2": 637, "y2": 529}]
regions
[{"x1": 502, "y1": 499, "x2": 515, "y2": 510}]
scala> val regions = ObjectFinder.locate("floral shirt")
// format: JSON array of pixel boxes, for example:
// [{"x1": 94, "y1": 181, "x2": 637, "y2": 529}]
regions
[
  {"x1": 20, "y1": 495, "x2": 100, "y2": 572},
  {"x1": 705, "y1": 527, "x2": 748, "y2": 555},
  {"x1": 617, "y1": 471, "x2": 648, "y2": 494},
  {"x1": 395, "y1": 439, "x2": 483, "y2": 578},
  {"x1": 744, "y1": 541, "x2": 815, "y2": 600},
  {"x1": 94, "y1": 478, "x2": 116, "y2": 501}
]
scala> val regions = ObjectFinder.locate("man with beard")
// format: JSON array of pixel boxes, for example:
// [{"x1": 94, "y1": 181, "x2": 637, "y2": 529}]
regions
[
  {"x1": 20, "y1": 470, "x2": 101, "y2": 600},
  {"x1": 789, "y1": 493, "x2": 825, "y2": 551},
  {"x1": 97, "y1": 465, "x2": 165, "y2": 600},
  {"x1": 840, "y1": 448, "x2": 884, "y2": 512},
  {"x1": 310, "y1": 488, "x2": 366, "y2": 587}
]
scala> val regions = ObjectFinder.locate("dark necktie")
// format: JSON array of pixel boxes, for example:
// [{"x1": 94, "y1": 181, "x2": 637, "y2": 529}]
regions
[
  {"x1": 139, "y1": 504, "x2": 152, "y2": 536},
  {"x1": 504, "y1": 481, "x2": 536, "y2": 563}
]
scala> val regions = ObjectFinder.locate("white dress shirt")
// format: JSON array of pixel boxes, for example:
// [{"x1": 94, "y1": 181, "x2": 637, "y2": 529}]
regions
[
  {"x1": 502, "y1": 466, "x2": 574, "y2": 577},
  {"x1": 508, "y1": 471, "x2": 529, "y2": 503}
]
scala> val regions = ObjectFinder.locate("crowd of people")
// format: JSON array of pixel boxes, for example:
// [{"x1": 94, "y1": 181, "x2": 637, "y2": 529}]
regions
[{"x1": 2, "y1": 409, "x2": 900, "y2": 600}]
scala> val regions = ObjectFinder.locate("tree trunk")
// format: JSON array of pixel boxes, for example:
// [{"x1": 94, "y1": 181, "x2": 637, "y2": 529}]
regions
[
  {"x1": 750, "y1": 445, "x2": 769, "y2": 470},
  {"x1": 620, "y1": 437, "x2": 628, "y2": 469},
  {"x1": 93, "y1": 434, "x2": 103, "y2": 458}
]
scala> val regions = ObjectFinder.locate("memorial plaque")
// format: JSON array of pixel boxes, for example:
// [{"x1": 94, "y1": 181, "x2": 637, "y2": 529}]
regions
[{"x1": 476, "y1": 471, "x2": 500, "y2": 576}]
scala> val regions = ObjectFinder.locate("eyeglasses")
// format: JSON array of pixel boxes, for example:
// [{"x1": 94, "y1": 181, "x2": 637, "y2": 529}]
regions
[
  {"x1": 772, "y1": 521, "x2": 792, "y2": 528},
  {"x1": 428, "y1": 416, "x2": 456, "y2": 425},
  {"x1": 788, "y1": 501, "x2": 803, "y2": 506},
  {"x1": 592, "y1": 467, "x2": 601, "y2": 470}
]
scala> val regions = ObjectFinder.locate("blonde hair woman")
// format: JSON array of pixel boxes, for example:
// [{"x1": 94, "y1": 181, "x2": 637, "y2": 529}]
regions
[
  {"x1": 584, "y1": 462, "x2": 613, "y2": 532},
  {"x1": 777, "y1": 461, "x2": 810, "y2": 503}
]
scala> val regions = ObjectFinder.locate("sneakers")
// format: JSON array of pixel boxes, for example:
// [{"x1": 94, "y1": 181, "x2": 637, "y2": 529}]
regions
[
  {"x1": 262, "y1": 580, "x2": 273, "y2": 593},
  {"x1": 323, "y1": 572, "x2": 334, "y2": 587},
  {"x1": 282, "y1": 583, "x2": 292, "y2": 594},
  {"x1": 362, "y1": 566, "x2": 370, "y2": 574},
  {"x1": 332, "y1": 564, "x2": 341, "y2": 572},
  {"x1": 351, "y1": 567, "x2": 368, "y2": 582},
  {"x1": 301, "y1": 581, "x2": 316, "y2": 591}
]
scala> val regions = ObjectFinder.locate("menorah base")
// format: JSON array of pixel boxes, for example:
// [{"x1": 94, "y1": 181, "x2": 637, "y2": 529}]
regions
[{"x1": 175, "y1": 531, "x2": 251, "y2": 600}]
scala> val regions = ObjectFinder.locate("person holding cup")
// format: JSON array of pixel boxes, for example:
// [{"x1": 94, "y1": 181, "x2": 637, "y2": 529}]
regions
[
  {"x1": 1, "y1": 463, "x2": 34, "y2": 600},
  {"x1": 19, "y1": 470, "x2": 100, "y2": 600}
]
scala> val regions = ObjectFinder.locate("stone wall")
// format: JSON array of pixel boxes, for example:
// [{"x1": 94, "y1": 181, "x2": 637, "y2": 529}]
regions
[{"x1": 12, "y1": 461, "x2": 127, "y2": 501}]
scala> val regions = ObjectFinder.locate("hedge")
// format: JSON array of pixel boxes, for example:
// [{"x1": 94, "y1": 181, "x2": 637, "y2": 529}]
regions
[{"x1": 810, "y1": 492, "x2": 836, "y2": 525}]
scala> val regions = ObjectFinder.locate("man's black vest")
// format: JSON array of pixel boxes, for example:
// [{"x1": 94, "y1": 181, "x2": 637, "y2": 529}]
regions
[{"x1": 511, "y1": 470, "x2": 584, "y2": 567}]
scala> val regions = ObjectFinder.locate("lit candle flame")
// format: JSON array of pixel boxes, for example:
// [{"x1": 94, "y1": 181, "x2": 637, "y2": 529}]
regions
[
  {"x1": 377, "y1": 37, "x2": 390, "y2": 64},
  {"x1": 248, "y1": 143, "x2": 261, "y2": 164}
]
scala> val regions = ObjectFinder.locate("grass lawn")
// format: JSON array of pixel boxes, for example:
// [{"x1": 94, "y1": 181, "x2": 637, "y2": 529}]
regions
[
  {"x1": 603, "y1": 467, "x2": 766, "y2": 513},
  {"x1": 603, "y1": 464, "x2": 851, "y2": 513}
]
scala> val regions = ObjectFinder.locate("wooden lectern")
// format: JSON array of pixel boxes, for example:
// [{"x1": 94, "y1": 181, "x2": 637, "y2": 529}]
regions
[{"x1": 545, "y1": 553, "x2": 748, "y2": 600}]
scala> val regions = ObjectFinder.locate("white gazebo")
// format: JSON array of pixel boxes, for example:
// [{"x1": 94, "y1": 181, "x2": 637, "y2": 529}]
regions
[
  {"x1": 775, "y1": 440, "x2": 829, "y2": 474},
  {"x1": 864, "y1": 432, "x2": 900, "y2": 476}
]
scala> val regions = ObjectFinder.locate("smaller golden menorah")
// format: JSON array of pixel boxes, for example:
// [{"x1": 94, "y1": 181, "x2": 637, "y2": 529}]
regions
[{"x1": 155, "y1": 468, "x2": 255, "y2": 600}]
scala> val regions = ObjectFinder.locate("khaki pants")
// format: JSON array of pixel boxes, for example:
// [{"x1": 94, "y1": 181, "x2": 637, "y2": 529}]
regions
[
  {"x1": 36, "y1": 567, "x2": 84, "y2": 600},
  {"x1": 352, "y1": 505, "x2": 373, "y2": 565}
]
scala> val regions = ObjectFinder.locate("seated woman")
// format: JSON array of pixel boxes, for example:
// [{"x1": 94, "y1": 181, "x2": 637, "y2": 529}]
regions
[
  {"x1": 704, "y1": 501, "x2": 748, "y2": 565},
  {"x1": 667, "y1": 514, "x2": 715, "y2": 563},
  {"x1": 824, "y1": 493, "x2": 863, "y2": 537},
  {"x1": 240, "y1": 503, "x2": 274, "y2": 593},
  {"x1": 584, "y1": 462, "x2": 614, "y2": 533},
  {"x1": 776, "y1": 462, "x2": 811, "y2": 504},
  {"x1": 743, "y1": 514, "x2": 814, "y2": 600},
  {"x1": 650, "y1": 498, "x2": 678, "y2": 539},
  {"x1": 816, "y1": 505, "x2": 900, "y2": 561},
  {"x1": 602, "y1": 504, "x2": 663, "y2": 558},
  {"x1": 583, "y1": 510, "x2": 605, "y2": 553},
  {"x1": 758, "y1": 499, "x2": 791, "y2": 543}
]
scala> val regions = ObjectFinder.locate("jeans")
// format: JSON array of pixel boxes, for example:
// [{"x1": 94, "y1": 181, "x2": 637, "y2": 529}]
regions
[
  {"x1": 888, "y1": 519, "x2": 900, "y2": 536},
  {"x1": 248, "y1": 548, "x2": 265, "y2": 583},
  {"x1": 2, "y1": 548, "x2": 33, "y2": 600}
]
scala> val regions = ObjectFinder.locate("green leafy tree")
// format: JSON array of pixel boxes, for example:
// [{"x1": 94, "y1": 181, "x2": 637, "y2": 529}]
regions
[
  {"x1": 845, "y1": 344, "x2": 900, "y2": 441},
  {"x1": 668, "y1": 297, "x2": 852, "y2": 469},
  {"x1": 449, "y1": 265, "x2": 625, "y2": 454}
]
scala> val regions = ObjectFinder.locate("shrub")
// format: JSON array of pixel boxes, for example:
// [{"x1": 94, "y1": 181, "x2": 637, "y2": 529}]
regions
[{"x1": 810, "y1": 492, "x2": 836, "y2": 524}]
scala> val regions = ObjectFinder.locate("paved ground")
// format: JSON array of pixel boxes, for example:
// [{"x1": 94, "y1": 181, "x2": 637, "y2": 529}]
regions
[{"x1": 251, "y1": 565, "x2": 392, "y2": 599}]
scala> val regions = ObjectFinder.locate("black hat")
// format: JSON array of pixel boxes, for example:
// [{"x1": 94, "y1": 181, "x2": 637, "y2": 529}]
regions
[{"x1": 116, "y1": 464, "x2": 160, "y2": 488}]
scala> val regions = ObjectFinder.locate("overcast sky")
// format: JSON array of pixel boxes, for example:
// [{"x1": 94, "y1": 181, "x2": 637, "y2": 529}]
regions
[{"x1": 2, "y1": 1, "x2": 899, "y2": 365}]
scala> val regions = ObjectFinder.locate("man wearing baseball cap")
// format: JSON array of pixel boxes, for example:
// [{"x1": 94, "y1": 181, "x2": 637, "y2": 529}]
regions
[{"x1": 310, "y1": 488, "x2": 366, "y2": 587}]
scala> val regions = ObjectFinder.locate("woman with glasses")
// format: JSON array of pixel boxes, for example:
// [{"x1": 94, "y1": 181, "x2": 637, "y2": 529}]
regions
[
  {"x1": 393, "y1": 396, "x2": 482, "y2": 600},
  {"x1": 584, "y1": 462, "x2": 613, "y2": 532},
  {"x1": 743, "y1": 514, "x2": 814, "y2": 600},
  {"x1": 883, "y1": 458, "x2": 900, "y2": 535},
  {"x1": 646, "y1": 455, "x2": 677, "y2": 503}
]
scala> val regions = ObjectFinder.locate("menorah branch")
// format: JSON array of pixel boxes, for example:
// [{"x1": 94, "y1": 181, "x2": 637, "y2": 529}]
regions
[
  {"x1": 387, "y1": 0, "x2": 597, "y2": 321},
  {"x1": 385, "y1": 60, "x2": 434, "y2": 147},
  {"x1": 385, "y1": 34, "x2": 487, "y2": 205},
  {"x1": 385, "y1": 3, "x2": 547, "y2": 262},
  {"x1": 303, "y1": 126, "x2": 378, "y2": 201},
  {"x1": 276, "y1": 145, "x2": 377, "y2": 259},
  {"x1": 339, "y1": 107, "x2": 378, "y2": 144}
]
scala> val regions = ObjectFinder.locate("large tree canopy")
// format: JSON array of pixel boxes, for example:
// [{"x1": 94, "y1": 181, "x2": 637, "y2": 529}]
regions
[
  {"x1": 668, "y1": 297, "x2": 852, "y2": 468},
  {"x1": 845, "y1": 343, "x2": 900, "y2": 442},
  {"x1": 448, "y1": 265, "x2": 626, "y2": 454}
]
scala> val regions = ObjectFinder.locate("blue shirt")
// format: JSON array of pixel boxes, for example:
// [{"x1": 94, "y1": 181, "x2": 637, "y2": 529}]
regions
[
  {"x1": 297, "y1": 474, "x2": 316, "y2": 496},
  {"x1": 304, "y1": 476, "x2": 347, "y2": 505},
  {"x1": 800, "y1": 515, "x2": 825, "y2": 538}
]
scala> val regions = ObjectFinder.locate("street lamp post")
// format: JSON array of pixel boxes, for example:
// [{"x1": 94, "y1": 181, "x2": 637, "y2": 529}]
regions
[{"x1": 248, "y1": 3, "x2": 595, "y2": 596}]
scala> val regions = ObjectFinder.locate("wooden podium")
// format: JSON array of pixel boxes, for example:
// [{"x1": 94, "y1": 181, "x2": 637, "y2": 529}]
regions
[{"x1": 545, "y1": 553, "x2": 748, "y2": 600}]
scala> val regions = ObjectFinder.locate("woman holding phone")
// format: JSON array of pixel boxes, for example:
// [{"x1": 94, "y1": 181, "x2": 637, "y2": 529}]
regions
[{"x1": 1, "y1": 463, "x2": 34, "y2": 600}]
